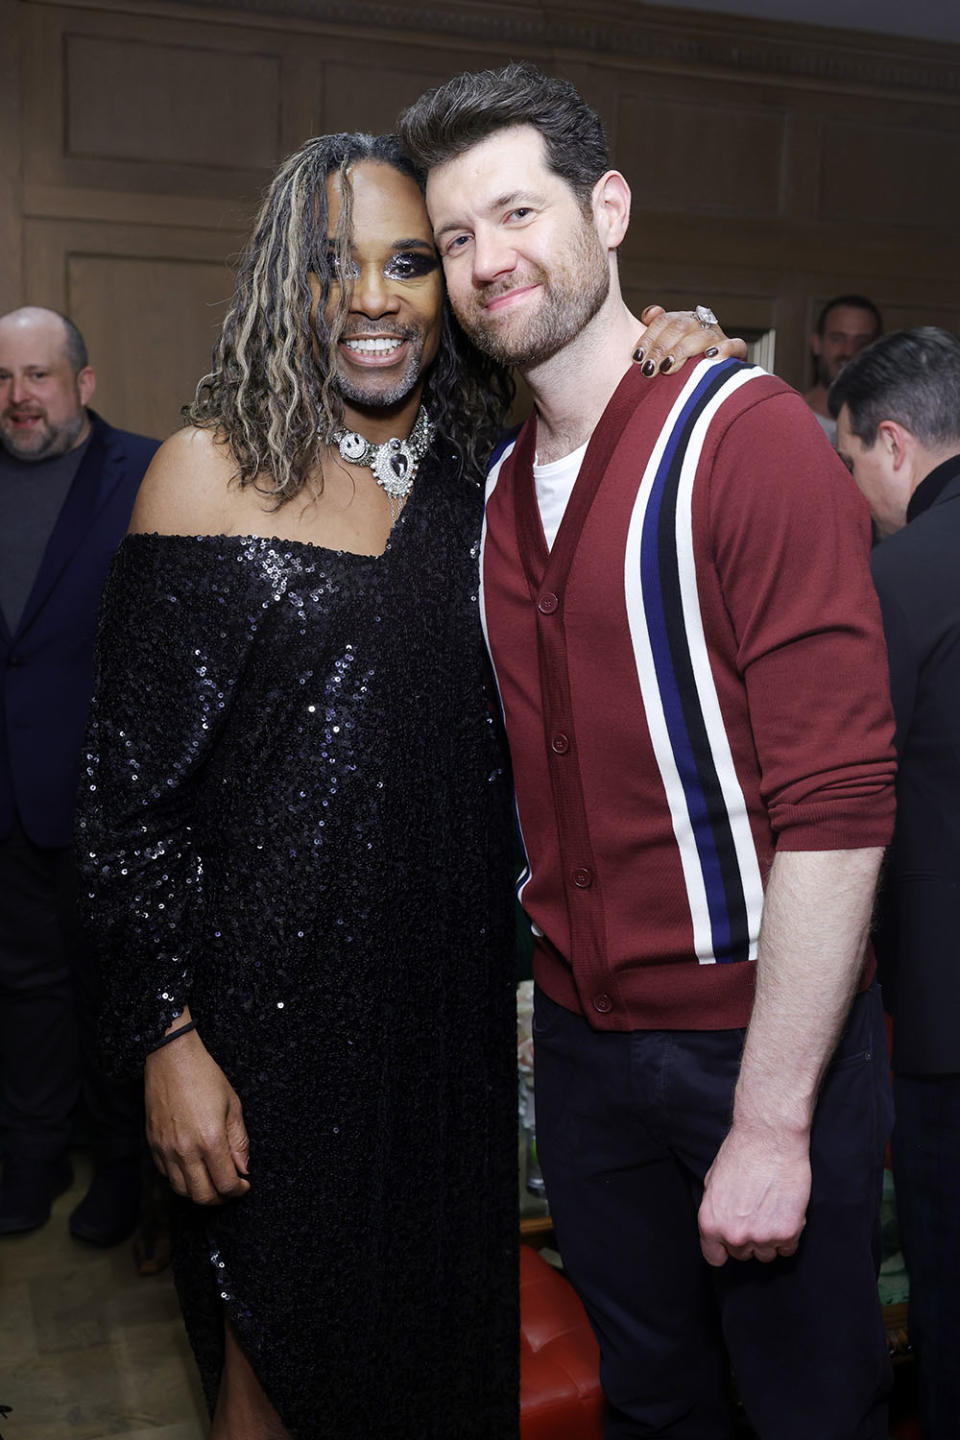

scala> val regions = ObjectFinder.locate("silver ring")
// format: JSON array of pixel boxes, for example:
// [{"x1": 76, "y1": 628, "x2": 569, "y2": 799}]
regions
[{"x1": 693, "y1": 305, "x2": 718, "y2": 328}]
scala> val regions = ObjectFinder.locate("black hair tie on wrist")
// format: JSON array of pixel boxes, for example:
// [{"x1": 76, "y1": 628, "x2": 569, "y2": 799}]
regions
[{"x1": 148, "y1": 1019, "x2": 198, "y2": 1053}]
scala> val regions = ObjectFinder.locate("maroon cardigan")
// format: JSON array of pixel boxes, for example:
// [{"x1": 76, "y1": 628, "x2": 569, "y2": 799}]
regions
[{"x1": 481, "y1": 360, "x2": 896, "y2": 1031}]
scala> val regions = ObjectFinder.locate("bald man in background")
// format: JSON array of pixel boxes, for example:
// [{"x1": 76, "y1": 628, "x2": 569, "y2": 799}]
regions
[{"x1": 0, "y1": 307, "x2": 157, "y2": 1240}]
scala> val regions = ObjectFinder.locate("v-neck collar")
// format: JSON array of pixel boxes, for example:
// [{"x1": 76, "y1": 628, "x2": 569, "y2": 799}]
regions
[{"x1": 512, "y1": 366, "x2": 647, "y2": 604}]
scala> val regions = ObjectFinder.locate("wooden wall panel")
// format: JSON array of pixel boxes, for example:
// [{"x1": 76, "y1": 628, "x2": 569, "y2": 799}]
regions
[
  {"x1": 321, "y1": 61, "x2": 458, "y2": 136},
  {"x1": 65, "y1": 34, "x2": 283, "y2": 170},
  {"x1": 21, "y1": 4, "x2": 301, "y2": 200},
  {"x1": 878, "y1": 302, "x2": 960, "y2": 336},
  {"x1": 8, "y1": 0, "x2": 960, "y2": 429},
  {"x1": 22, "y1": 216, "x2": 239, "y2": 440},
  {"x1": 819, "y1": 120, "x2": 960, "y2": 228},
  {"x1": 617, "y1": 96, "x2": 786, "y2": 218},
  {"x1": 67, "y1": 255, "x2": 233, "y2": 440},
  {"x1": 0, "y1": 0, "x2": 21, "y2": 317}
]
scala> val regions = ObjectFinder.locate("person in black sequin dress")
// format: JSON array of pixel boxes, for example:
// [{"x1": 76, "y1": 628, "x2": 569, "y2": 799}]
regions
[{"x1": 77, "y1": 136, "x2": 519, "y2": 1439}]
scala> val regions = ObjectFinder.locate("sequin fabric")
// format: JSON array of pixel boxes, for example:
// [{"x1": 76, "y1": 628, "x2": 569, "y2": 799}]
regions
[{"x1": 77, "y1": 448, "x2": 519, "y2": 1438}]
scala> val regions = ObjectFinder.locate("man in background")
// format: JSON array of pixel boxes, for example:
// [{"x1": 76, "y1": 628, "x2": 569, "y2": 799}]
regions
[
  {"x1": 803, "y1": 292, "x2": 882, "y2": 443},
  {"x1": 831, "y1": 326, "x2": 960, "y2": 1440},
  {"x1": 0, "y1": 306, "x2": 157, "y2": 1240}
]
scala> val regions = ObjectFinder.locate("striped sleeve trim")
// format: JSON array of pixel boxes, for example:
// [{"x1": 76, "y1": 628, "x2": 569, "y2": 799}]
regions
[{"x1": 624, "y1": 359, "x2": 766, "y2": 966}]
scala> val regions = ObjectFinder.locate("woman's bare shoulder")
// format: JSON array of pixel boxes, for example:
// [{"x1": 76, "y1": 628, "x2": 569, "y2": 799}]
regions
[{"x1": 128, "y1": 426, "x2": 244, "y2": 537}]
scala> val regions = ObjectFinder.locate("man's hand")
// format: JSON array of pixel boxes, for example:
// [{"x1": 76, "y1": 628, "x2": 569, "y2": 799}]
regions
[
  {"x1": 144, "y1": 1024, "x2": 251, "y2": 1206},
  {"x1": 634, "y1": 304, "x2": 747, "y2": 376},
  {"x1": 696, "y1": 848, "x2": 883, "y2": 1268},
  {"x1": 698, "y1": 1121, "x2": 811, "y2": 1267}
]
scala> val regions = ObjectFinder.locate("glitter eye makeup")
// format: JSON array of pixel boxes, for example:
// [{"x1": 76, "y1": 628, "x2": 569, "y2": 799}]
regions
[
  {"x1": 325, "y1": 250, "x2": 361, "y2": 282},
  {"x1": 382, "y1": 250, "x2": 440, "y2": 283}
]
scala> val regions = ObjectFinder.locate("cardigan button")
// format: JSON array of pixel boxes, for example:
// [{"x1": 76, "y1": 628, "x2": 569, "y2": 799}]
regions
[
  {"x1": 572, "y1": 866, "x2": 593, "y2": 888},
  {"x1": 592, "y1": 993, "x2": 612, "y2": 1014},
  {"x1": 537, "y1": 592, "x2": 559, "y2": 615},
  {"x1": 551, "y1": 732, "x2": 570, "y2": 754}
]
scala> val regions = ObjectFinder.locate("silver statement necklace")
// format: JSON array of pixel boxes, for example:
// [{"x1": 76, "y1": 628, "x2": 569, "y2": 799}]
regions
[{"x1": 327, "y1": 406, "x2": 435, "y2": 520}]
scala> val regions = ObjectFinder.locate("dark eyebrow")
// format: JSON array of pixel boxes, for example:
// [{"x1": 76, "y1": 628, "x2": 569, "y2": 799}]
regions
[
  {"x1": 434, "y1": 190, "x2": 546, "y2": 242},
  {"x1": 490, "y1": 190, "x2": 545, "y2": 211}
]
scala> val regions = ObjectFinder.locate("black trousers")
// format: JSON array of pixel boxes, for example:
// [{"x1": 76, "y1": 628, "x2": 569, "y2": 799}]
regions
[
  {"x1": 0, "y1": 815, "x2": 141, "y2": 1166},
  {"x1": 892, "y1": 1073, "x2": 960, "y2": 1440},
  {"x1": 534, "y1": 984, "x2": 893, "y2": 1440}
]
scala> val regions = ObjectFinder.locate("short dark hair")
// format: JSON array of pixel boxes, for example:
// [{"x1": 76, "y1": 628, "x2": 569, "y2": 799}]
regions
[
  {"x1": 398, "y1": 62, "x2": 610, "y2": 205},
  {"x1": 815, "y1": 294, "x2": 882, "y2": 338},
  {"x1": 828, "y1": 326, "x2": 960, "y2": 449}
]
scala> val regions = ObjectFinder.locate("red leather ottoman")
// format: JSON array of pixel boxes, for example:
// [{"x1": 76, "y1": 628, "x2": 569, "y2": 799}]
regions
[{"x1": 520, "y1": 1244, "x2": 604, "y2": 1440}]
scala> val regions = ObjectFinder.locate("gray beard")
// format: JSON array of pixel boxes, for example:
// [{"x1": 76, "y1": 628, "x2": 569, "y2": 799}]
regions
[
  {"x1": 335, "y1": 369, "x2": 420, "y2": 409},
  {"x1": 332, "y1": 329, "x2": 426, "y2": 411},
  {"x1": 1, "y1": 407, "x2": 86, "y2": 462}
]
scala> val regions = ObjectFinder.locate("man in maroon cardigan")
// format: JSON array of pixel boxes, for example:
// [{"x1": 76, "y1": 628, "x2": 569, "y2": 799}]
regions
[{"x1": 401, "y1": 66, "x2": 898, "y2": 1440}]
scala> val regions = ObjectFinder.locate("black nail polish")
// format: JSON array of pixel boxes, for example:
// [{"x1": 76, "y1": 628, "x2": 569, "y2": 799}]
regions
[
  {"x1": 660, "y1": 356, "x2": 674, "y2": 373},
  {"x1": 633, "y1": 347, "x2": 645, "y2": 364},
  {"x1": 705, "y1": 345, "x2": 719, "y2": 358},
  {"x1": 642, "y1": 359, "x2": 656, "y2": 377}
]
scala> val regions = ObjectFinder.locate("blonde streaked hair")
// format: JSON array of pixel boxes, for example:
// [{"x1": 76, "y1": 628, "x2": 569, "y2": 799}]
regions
[{"x1": 187, "y1": 132, "x2": 512, "y2": 502}]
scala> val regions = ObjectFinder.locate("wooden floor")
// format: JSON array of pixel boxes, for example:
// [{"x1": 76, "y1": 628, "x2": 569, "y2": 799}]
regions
[
  {"x1": 1, "y1": 1152, "x2": 922, "y2": 1440},
  {"x1": 0, "y1": 1153, "x2": 206, "y2": 1440}
]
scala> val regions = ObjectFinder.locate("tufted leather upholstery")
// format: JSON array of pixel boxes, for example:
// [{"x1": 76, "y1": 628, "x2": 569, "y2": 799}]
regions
[{"x1": 520, "y1": 1244, "x2": 604, "y2": 1439}]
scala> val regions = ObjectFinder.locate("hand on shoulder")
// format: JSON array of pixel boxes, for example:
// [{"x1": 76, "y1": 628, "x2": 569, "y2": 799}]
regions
[
  {"x1": 633, "y1": 304, "x2": 747, "y2": 377},
  {"x1": 128, "y1": 426, "x2": 240, "y2": 538}
]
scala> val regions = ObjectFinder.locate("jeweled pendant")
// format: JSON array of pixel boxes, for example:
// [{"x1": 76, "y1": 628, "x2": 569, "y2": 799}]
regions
[
  {"x1": 338, "y1": 431, "x2": 368, "y2": 464},
  {"x1": 372, "y1": 443, "x2": 415, "y2": 497}
]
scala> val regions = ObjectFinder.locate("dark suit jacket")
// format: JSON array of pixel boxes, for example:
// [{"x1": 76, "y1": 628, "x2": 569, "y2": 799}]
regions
[
  {"x1": 0, "y1": 411, "x2": 159, "y2": 847},
  {"x1": 871, "y1": 454, "x2": 960, "y2": 1075}
]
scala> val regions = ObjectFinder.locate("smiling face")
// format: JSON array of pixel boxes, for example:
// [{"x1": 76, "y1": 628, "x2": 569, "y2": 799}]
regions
[
  {"x1": 0, "y1": 310, "x2": 94, "y2": 461},
  {"x1": 308, "y1": 161, "x2": 443, "y2": 435},
  {"x1": 426, "y1": 125, "x2": 611, "y2": 370},
  {"x1": 811, "y1": 305, "x2": 879, "y2": 389}
]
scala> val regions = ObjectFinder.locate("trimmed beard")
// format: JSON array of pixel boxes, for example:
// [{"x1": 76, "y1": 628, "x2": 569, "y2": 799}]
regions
[
  {"x1": 0, "y1": 405, "x2": 86, "y2": 462},
  {"x1": 454, "y1": 219, "x2": 610, "y2": 369},
  {"x1": 332, "y1": 325, "x2": 427, "y2": 410}
]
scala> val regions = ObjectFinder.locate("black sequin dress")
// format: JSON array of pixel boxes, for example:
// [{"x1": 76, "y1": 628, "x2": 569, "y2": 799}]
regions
[{"x1": 77, "y1": 448, "x2": 519, "y2": 1438}]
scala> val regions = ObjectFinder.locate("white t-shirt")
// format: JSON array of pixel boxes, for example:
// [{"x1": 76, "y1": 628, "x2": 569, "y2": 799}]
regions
[{"x1": 533, "y1": 441, "x2": 588, "y2": 551}]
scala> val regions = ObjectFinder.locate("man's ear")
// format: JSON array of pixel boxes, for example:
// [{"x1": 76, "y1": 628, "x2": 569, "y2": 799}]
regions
[
  {"x1": 810, "y1": 332, "x2": 823, "y2": 357},
  {"x1": 592, "y1": 170, "x2": 631, "y2": 251},
  {"x1": 877, "y1": 419, "x2": 910, "y2": 471},
  {"x1": 77, "y1": 365, "x2": 96, "y2": 408}
]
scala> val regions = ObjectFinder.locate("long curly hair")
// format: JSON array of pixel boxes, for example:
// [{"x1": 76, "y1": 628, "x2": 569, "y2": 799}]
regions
[{"x1": 187, "y1": 133, "x2": 513, "y2": 500}]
